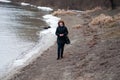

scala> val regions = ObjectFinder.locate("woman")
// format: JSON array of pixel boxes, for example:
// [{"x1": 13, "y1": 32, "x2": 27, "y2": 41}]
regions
[{"x1": 55, "y1": 20, "x2": 68, "y2": 60}]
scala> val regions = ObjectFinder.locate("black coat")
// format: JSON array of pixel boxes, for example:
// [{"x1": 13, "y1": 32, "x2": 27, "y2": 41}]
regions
[{"x1": 55, "y1": 26, "x2": 68, "y2": 44}]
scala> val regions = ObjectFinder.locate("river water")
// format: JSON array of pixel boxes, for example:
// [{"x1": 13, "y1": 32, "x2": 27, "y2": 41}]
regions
[{"x1": 0, "y1": 2, "x2": 52, "y2": 78}]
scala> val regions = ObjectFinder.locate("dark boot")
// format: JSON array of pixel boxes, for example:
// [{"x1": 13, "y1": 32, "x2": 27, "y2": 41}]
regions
[{"x1": 57, "y1": 58, "x2": 60, "y2": 60}]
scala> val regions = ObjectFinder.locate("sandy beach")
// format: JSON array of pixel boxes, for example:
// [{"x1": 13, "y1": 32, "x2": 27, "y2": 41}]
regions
[{"x1": 6, "y1": 8, "x2": 120, "y2": 80}]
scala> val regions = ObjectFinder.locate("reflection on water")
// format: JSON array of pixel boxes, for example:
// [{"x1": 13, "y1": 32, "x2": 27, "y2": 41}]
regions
[{"x1": 0, "y1": 2, "x2": 49, "y2": 73}]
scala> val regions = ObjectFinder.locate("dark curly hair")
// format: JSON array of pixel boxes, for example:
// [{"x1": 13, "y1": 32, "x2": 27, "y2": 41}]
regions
[{"x1": 58, "y1": 20, "x2": 65, "y2": 26}]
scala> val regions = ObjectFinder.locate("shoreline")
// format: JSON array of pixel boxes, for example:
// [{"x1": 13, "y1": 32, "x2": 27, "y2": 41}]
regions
[
  {"x1": 1, "y1": 15, "x2": 60, "y2": 80},
  {"x1": 1, "y1": 1, "x2": 120, "y2": 80},
  {"x1": 0, "y1": 1, "x2": 60, "y2": 80},
  {"x1": 6, "y1": 11, "x2": 88, "y2": 80},
  {"x1": 7, "y1": 8, "x2": 120, "y2": 80},
  {"x1": 3, "y1": 10, "x2": 85, "y2": 80}
]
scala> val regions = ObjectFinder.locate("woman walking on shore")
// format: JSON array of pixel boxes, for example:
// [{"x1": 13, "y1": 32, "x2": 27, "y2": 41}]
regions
[{"x1": 55, "y1": 20, "x2": 69, "y2": 60}]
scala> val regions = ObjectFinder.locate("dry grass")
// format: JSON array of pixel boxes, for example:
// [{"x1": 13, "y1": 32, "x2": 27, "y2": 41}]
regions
[
  {"x1": 72, "y1": 24, "x2": 83, "y2": 29},
  {"x1": 102, "y1": 30, "x2": 120, "y2": 39},
  {"x1": 84, "y1": 7, "x2": 102, "y2": 14},
  {"x1": 52, "y1": 9, "x2": 77, "y2": 16},
  {"x1": 104, "y1": 22, "x2": 118, "y2": 28},
  {"x1": 114, "y1": 13, "x2": 120, "y2": 21},
  {"x1": 89, "y1": 14, "x2": 113, "y2": 25}
]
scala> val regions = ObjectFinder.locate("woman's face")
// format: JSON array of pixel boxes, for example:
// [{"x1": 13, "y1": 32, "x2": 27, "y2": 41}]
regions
[{"x1": 59, "y1": 22, "x2": 64, "y2": 27}]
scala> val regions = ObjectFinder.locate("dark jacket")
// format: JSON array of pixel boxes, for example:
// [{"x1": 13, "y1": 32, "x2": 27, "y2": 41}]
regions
[{"x1": 55, "y1": 26, "x2": 68, "y2": 44}]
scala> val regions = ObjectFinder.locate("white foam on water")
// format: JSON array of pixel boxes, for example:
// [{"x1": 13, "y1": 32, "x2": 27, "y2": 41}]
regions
[
  {"x1": 21, "y1": 2, "x2": 36, "y2": 7},
  {"x1": 37, "y1": 6, "x2": 53, "y2": 11},
  {"x1": 20, "y1": 2, "x2": 53, "y2": 11},
  {"x1": 21, "y1": 2, "x2": 30, "y2": 6},
  {"x1": 1, "y1": 14, "x2": 60, "y2": 80},
  {"x1": 0, "y1": 0, "x2": 11, "y2": 3}
]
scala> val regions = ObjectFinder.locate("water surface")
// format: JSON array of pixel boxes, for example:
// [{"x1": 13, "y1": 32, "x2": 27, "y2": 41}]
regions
[{"x1": 0, "y1": 2, "x2": 49, "y2": 75}]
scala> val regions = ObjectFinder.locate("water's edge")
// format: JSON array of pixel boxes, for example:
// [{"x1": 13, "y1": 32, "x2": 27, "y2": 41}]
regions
[{"x1": 0, "y1": 1, "x2": 60, "y2": 80}]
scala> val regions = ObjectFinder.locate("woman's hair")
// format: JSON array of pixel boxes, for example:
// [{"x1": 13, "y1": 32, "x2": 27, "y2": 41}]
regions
[{"x1": 58, "y1": 20, "x2": 65, "y2": 26}]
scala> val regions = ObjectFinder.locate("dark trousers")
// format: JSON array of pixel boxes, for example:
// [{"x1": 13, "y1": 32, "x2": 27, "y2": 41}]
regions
[{"x1": 57, "y1": 43, "x2": 65, "y2": 59}]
